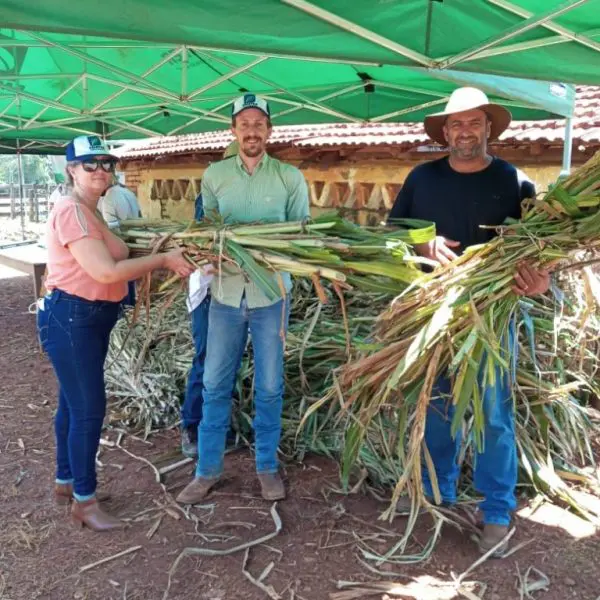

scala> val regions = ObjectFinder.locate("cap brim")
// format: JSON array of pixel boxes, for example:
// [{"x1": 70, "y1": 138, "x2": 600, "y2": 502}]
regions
[
  {"x1": 424, "y1": 103, "x2": 512, "y2": 146},
  {"x1": 232, "y1": 106, "x2": 270, "y2": 118}
]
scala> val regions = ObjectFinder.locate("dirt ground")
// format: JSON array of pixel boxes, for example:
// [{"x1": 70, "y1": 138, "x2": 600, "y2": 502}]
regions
[{"x1": 1, "y1": 271, "x2": 600, "y2": 600}]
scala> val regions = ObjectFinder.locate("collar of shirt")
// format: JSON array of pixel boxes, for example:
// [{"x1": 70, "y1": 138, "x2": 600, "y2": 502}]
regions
[{"x1": 235, "y1": 152, "x2": 270, "y2": 175}]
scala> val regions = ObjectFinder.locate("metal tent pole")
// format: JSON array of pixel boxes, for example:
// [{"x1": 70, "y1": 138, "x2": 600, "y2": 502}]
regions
[{"x1": 561, "y1": 117, "x2": 574, "y2": 176}]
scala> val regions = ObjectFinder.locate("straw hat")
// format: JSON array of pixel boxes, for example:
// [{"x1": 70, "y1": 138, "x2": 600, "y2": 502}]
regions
[{"x1": 424, "y1": 87, "x2": 512, "y2": 146}]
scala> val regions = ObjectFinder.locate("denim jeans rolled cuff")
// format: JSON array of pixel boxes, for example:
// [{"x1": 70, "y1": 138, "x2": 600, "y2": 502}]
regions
[
  {"x1": 73, "y1": 492, "x2": 96, "y2": 503},
  {"x1": 38, "y1": 289, "x2": 119, "y2": 498},
  {"x1": 197, "y1": 297, "x2": 288, "y2": 478}
]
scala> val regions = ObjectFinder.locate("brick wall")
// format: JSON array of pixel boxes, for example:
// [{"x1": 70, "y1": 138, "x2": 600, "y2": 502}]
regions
[{"x1": 121, "y1": 161, "x2": 144, "y2": 196}]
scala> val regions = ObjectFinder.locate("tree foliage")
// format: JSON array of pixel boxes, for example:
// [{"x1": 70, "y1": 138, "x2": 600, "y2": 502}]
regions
[{"x1": 0, "y1": 154, "x2": 53, "y2": 185}]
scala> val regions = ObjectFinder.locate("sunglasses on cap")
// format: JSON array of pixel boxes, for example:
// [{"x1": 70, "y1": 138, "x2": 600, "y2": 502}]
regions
[{"x1": 75, "y1": 159, "x2": 117, "y2": 173}]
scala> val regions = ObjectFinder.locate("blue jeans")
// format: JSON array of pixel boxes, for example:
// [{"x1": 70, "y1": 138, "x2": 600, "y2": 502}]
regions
[
  {"x1": 122, "y1": 280, "x2": 136, "y2": 308},
  {"x1": 197, "y1": 297, "x2": 289, "y2": 478},
  {"x1": 37, "y1": 289, "x2": 121, "y2": 501},
  {"x1": 422, "y1": 338, "x2": 517, "y2": 526},
  {"x1": 181, "y1": 296, "x2": 211, "y2": 430}
]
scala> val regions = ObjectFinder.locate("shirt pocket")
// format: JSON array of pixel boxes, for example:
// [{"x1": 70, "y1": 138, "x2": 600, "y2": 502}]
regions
[{"x1": 262, "y1": 187, "x2": 288, "y2": 222}]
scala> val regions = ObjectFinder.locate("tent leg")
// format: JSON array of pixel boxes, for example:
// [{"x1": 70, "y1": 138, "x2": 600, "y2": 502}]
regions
[
  {"x1": 561, "y1": 117, "x2": 573, "y2": 176},
  {"x1": 16, "y1": 140, "x2": 26, "y2": 241}
]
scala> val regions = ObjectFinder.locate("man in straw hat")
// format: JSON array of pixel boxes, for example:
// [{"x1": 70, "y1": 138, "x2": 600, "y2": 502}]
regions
[
  {"x1": 388, "y1": 87, "x2": 550, "y2": 556},
  {"x1": 176, "y1": 93, "x2": 310, "y2": 504}
]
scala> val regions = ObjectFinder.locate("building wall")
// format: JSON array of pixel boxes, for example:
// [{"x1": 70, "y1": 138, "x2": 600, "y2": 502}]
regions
[
  {"x1": 126, "y1": 164, "x2": 202, "y2": 221},
  {"x1": 121, "y1": 150, "x2": 578, "y2": 226}
]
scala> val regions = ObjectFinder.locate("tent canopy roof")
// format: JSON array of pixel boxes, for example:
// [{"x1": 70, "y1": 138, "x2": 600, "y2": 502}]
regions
[{"x1": 1, "y1": 0, "x2": 598, "y2": 153}]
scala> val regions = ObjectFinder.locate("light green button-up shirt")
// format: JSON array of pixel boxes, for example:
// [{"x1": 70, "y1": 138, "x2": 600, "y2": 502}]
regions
[{"x1": 202, "y1": 152, "x2": 310, "y2": 308}]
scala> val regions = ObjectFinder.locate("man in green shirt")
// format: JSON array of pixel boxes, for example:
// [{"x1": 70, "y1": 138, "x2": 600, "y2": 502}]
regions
[{"x1": 177, "y1": 94, "x2": 310, "y2": 504}]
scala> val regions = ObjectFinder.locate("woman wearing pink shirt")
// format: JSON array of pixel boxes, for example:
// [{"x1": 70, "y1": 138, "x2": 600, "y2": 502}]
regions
[{"x1": 38, "y1": 136, "x2": 194, "y2": 531}]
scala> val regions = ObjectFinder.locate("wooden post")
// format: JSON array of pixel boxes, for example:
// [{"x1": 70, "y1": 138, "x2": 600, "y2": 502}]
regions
[{"x1": 17, "y1": 148, "x2": 26, "y2": 239}]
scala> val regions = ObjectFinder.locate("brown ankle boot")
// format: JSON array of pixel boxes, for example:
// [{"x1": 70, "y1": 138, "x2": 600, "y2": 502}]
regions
[
  {"x1": 55, "y1": 483, "x2": 74, "y2": 506},
  {"x1": 54, "y1": 483, "x2": 111, "y2": 506},
  {"x1": 258, "y1": 472, "x2": 285, "y2": 501},
  {"x1": 176, "y1": 476, "x2": 219, "y2": 504},
  {"x1": 71, "y1": 498, "x2": 124, "y2": 531}
]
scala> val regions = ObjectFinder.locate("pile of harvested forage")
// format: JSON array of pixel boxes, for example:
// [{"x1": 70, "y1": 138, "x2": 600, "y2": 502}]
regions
[
  {"x1": 105, "y1": 294, "x2": 193, "y2": 436},
  {"x1": 513, "y1": 261, "x2": 600, "y2": 508},
  {"x1": 104, "y1": 266, "x2": 600, "y2": 560},
  {"x1": 315, "y1": 152, "x2": 600, "y2": 545},
  {"x1": 106, "y1": 158, "x2": 600, "y2": 565}
]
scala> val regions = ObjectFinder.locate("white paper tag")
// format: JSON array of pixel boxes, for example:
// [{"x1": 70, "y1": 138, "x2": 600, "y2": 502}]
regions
[{"x1": 187, "y1": 268, "x2": 213, "y2": 312}]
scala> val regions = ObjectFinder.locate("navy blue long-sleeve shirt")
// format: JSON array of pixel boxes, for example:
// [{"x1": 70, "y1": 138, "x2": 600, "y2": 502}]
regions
[{"x1": 388, "y1": 156, "x2": 535, "y2": 252}]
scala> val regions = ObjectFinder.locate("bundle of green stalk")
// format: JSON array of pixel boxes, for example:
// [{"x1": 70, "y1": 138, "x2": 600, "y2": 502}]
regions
[
  {"x1": 113, "y1": 212, "x2": 439, "y2": 438},
  {"x1": 306, "y1": 152, "x2": 600, "y2": 539},
  {"x1": 118, "y1": 214, "x2": 437, "y2": 303}
]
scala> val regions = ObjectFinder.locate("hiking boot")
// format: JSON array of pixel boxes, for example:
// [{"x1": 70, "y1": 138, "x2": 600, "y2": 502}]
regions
[
  {"x1": 54, "y1": 483, "x2": 111, "y2": 506},
  {"x1": 258, "y1": 472, "x2": 286, "y2": 501},
  {"x1": 478, "y1": 523, "x2": 510, "y2": 557},
  {"x1": 176, "y1": 476, "x2": 219, "y2": 504},
  {"x1": 71, "y1": 498, "x2": 124, "y2": 532},
  {"x1": 181, "y1": 426, "x2": 198, "y2": 458}
]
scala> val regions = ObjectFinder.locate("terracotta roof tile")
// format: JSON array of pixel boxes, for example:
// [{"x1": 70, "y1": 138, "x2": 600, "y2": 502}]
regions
[{"x1": 117, "y1": 86, "x2": 600, "y2": 159}]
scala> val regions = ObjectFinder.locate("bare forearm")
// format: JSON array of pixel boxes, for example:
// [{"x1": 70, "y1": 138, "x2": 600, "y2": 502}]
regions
[
  {"x1": 69, "y1": 237, "x2": 192, "y2": 284},
  {"x1": 99, "y1": 253, "x2": 166, "y2": 283}
]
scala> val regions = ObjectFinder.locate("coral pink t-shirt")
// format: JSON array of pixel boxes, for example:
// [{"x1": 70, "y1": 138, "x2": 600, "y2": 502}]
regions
[{"x1": 45, "y1": 198, "x2": 129, "y2": 302}]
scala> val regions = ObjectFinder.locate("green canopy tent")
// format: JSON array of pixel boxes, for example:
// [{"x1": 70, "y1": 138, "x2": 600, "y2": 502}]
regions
[
  {"x1": 2, "y1": 0, "x2": 599, "y2": 153},
  {"x1": 1, "y1": 0, "x2": 599, "y2": 81},
  {"x1": 5, "y1": 0, "x2": 599, "y2": 242},
  {"x1": 2, "y1": 0, "x2": 597, "y2": 241}
]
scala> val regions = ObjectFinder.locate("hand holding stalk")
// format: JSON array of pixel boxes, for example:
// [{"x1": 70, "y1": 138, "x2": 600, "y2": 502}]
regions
[
  {"x1": 414, "y1": 236, "x2": 461, "y2": 265},
  {"x1": 511, "y1": 261, "x2": 550, "y2": 296}
]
